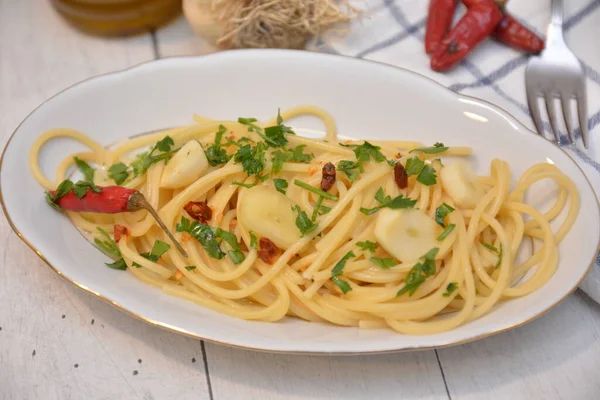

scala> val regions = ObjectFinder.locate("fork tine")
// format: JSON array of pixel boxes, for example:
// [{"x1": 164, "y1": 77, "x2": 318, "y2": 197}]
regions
[
  {"x1": 544, "y1": 94, "x2": 561, "y2": 143},
  {"x1": 561, "y1": 96, "x2": 576, "y2": 143},
  {"x1": 576, "y1": 94, "x2": 590, "y2": 148},
  {"x1": 527, "y1": 90, "x2": 546, "y2": 138}
]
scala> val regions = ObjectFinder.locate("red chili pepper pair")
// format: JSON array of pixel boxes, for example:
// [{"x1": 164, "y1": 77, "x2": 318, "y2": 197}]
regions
[{"x1": 425, "y1": 0, "x2": 545, "y2": 72}]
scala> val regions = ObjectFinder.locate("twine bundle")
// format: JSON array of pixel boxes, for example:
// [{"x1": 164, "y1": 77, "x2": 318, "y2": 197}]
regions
[{"x1": 183, "y1": 0, "x2": 358, "y2": 49}]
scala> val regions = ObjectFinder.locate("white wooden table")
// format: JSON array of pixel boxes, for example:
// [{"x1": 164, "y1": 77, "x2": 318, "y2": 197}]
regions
[{"x1": 2, "y1": 2, "x2": 600, "y2": 399}]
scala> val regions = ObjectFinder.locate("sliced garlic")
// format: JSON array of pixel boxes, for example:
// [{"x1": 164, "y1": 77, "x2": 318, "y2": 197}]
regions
[
  {"x1": 160, "y1": 140, "x2": 209, "y2": 189},
  {"x1": 238, "y1": 185, "x2": 301, "y2": 250},
  {"x1": 440, "y1": 160, "x2": 483, "y2": 209},
  {"x1": 374, "y1": 208, "x2": 441, "y2": 263}
]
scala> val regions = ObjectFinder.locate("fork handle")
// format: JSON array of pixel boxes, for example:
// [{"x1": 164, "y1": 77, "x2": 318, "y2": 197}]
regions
[{"x1": 551, "y1": 0, "x2": 563, "y2": 27}]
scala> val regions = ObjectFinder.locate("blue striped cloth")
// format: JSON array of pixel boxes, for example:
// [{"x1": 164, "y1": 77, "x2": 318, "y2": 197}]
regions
[{"x1": 311, "y1": 0, "x2": 600, "y2": 303}]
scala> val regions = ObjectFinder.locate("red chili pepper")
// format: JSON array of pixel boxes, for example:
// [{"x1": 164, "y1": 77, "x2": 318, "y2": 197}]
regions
[
  {"x1": 52, "y1": 186, "x2": 138, "y2": 213},
  {"x1": 431, "y1": 1, "x2": 503, "y2": 72},
  {"x1": 49, "y1": 184, "x2": 188, "y2": 257},
  {"x1": 494, "y1": 14, "x2": 544, "y2": 53},
  {"x1": 462, "y1": 0, "x2": 544, "y2": 53},
  {"x1": 425, "y1": 0, "x2": 458, "y2": 54}
]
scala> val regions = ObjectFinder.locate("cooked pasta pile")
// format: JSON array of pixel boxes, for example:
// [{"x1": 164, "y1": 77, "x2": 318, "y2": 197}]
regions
[{"x1": 29, "y1": 106, "x2": 579, "y2": 334}]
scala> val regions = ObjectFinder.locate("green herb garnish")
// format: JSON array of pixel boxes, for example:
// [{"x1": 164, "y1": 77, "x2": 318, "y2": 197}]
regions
[
  {"x1": 250, "y1": 232, "x2": 258, "y2": 250},
  {"x1": 271, "y1": 145, "x2": 314, "y2": 175},
  {"x1": 234, "y1": 142, "x2": 267, "y2": 177},
  {"x1": 342, "y1": 141, "x2": 386, "y2": 163},
  {"x1": 437, "y1": 224, "x2": 456, "y2": 241},
  {"x1": 356, "y1": 241, "x2": 378, "y2": 252},
  {"x1": 397, "y1": 248, "x2": 439, "y2": 296},
  {"x1": 273, "y1": 178, "x2": 288, "y2": 194},
  {"x1": 94, "y1": 227, "x2": 127, "y2": 270},
  {"x1": 370, "y1": 257, "x2": 396, "y2": 269},
  {"x1": 292, "y1": 205, "x2": 318, "y2": 236},
  {"x1": 232, "y1": 181, "x2": 256, "y2": 188},
  {"x1": 337, "y1": 160, "x2": 363, "y2": 182},
  {"x1": 360, "y1": 187, "x2": 417, "y2": 215},
  {"x1": 331, "y1": 251, "x2": 355, "y2": 294},
  {"x1": 410, "y1": 142, "x2": 448, "y2": 154},
  {"x1": 140, "y1": 240, "x2": 171, "y2": 262},
  {"x1": 293, "y1": 179, "x2": 338, "y2": 200},
  {"x1": 185, "y1": 266, "x2": 197, "y2": 271},
  {"x1": 311, "y1": 196, "x2": 324, "y2": 221},
  {"x1": 435, "y1": 203, "x2": 455, "y2": 227},
  {"x1": 205, "y1": 125, "x2": 232, "y2": 166},
  {"x1": 108, "y1": 162, "x2": 129, "y2": 185},
  {"x1": 404, "y1": 156, "x2": 437, "y2": 186},
  {"x1": 443, "y1": 282, "x2": 458, "y2": 297}
]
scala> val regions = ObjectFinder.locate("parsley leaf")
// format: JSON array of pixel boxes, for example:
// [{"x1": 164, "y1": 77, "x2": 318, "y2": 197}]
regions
[
  {"x1": 443, "y1": 282, "x2": 458, "y2": 297},
  {"x1": 360, "y1": 187, "x2": 416, "y2": 215},
  {"x1": 45, "y1": 180, "x2": 74, "y2": 210},
  {"x1": 185, "y1": 266, "x2": 197, "y2": 271},
  {"x1": 205, "y1": 125, "x2": 232, "y2": 166},
  {"x1": 140, "y1": 240, "x2": 171, "y2": 262},
  {"x1": 311, "y1": 196, "x2": 324, "y2": 221},
  {"x1": 292, "y1": 205, "x2": 318, "y2": 236},
  {"x1": 232, "y1": 181, "x2": 256, "y2": 188},
  {"x1": 249, "y1": 232, "x2": 258, "y2": 250},
  {"x1": 343, "y1": 141, "x2": 386, "y2": 163},
  {"x1": 356, "y1": 241, "x2": 378, "y2": 252},
  {"x1": 337, "y1": 160, "x2": 363, "y2": 183},
  {"x1": 495, "y1": 245, "x2": 503, "y2": 268},
  {"x1": 437, "y1": 224, "x2": 456, "y2": 241},
  {"x1": 405, "y1": 157, "x2": 425, "y2": 176},
  {"x1": 370, "y1": 257, "x2": 396, "y2": 269},
  {"x1": 332, "y1": 277, "x2": 352, "y2": 294},
  {"x1": 482, "y1": 243, "x2": 499, "y2": 253},
  {"x1": 177, "y1": 217, "x2": 225, "y2": 260},
  {"x1": 234, "y1": 142, "x2": 267, "y2": 177},
  {"x1": 294, "y1": 179, "x2": 338, "y2": 200},
  {"x1": 417, "y1": 165, "x2": 437, "y2": 186},
  {"x1": 273, "y1": 178, "x2": 288, "y2": 194},
  {"x1": 331, "y1": 251, "x2": 356, "y2": 277},
  {"x1": 94, "y1": 227, "x2": 127, "y2": 270},
  {"x1": 397, "y1": 248, "x2": 439, "y2": 296},
  {"x1": 271, "y1": 145, "x2": 314, "y2": 175},
  {"x1": 410, "y1": 142, "x2": 448, "y2": 154},
  {"x1": 72, "y1": 181, "x2": 100, "y2": 198},
  {"x1": 238, "y1": 117, "x2": 289, "y2": 148},
  {"x1": 155, "y1": 136, "x2": 175, "y2": 152},
  {"x1": 108, "y1": 162, "x2": 129, "y2": 185},
  {"x1": 74, "y1": 157, "x2": 95, "y2": 183},
  {"x1": 435, "y1": 203, "x2": 455, "y2": 227}
]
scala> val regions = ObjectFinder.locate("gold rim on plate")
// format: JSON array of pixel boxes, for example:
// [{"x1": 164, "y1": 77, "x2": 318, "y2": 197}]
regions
[{"x1": 2, "y1": 50, "x2": 599, "y2": 355}]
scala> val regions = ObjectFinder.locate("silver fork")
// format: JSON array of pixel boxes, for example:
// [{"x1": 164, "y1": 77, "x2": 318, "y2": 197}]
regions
[{"x1": 525, "y1": 0, "x2": 589, "y2": 148}]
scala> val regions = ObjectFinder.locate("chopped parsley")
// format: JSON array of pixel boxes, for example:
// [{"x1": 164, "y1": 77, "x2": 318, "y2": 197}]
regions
[
  {"x1": 94, "y1": 227, "x2": 127, "y2": 270},
  {"x1": 404, "y1": 156, "x2": 437, "y2": 186},
  {"x1": 234, "y1": 142, "x2": 267, "y2": 177},
  {"x1": 72, "y1": 181, "x2": 100, "y2": 199},
  {"x1": 232, "y1": 181, "x2": 256, "y2": 188},
  {"x1": 435, "y1": 203, "x2": 455, "y2": 227},
  {"x1": 140, "y1": 240, "x2": 171, "y2": 262},
  {"x1": 370, "y1": 257, "x2": 396, "y2": 269},
  {"x1": 437, "y1": 224, "x2": 456, "y2": 241},
  {"x1": 291, "y1": 205, "x2": 318, "y2": 236},
  {"x1": 108, "y1": 162, "x2": 129, "y2": 185},
  {"x1": 74, "y1": 157, "x2": 95, "y2": 183},
  {"x1": 273, "y1": 178, "x2": 288, "y2": 194},
  {"x1": 443, "y1": 282, "x2": 458, "y2": 297},
  {"x1": 73, "y1": 157, "x2": 101, "y2": 196},
  {"x1": 342, "y1": 141, "x2": 386, "y2": 163},
  {"x1": 331, "y1": 251, "x2": 355, "y2": 294},
  {"x1": 131, "y1": 135, "x2": 178, "y2": 177},
  {"x1": 45, "y1": 180, "x2": 73, "y2": 209},
  {"x1": 293, "y1": 179, "x2": 338, "y2": 200},
  {"x1": 185, "y1": 266, "x2": 197, "y2": 271},
  {"x1": 397, "y1": 248, "x2": 439, "y2": 296},
  {"x1": 249, "y1": 232, "x2": 258, "y2": 250},
  {"x1": 337, "y1": 160, "x2": 363, "y2": 182},
  {"x1": 356, "y1": 240, "x2": 378, "y2": 252},
  {"x1": 311, "y1": 196, "x2": 324, "y2": 221},
  {"x1": 176, "y1": 216, "x2": 246, "y2": 263},
  {"x1": 238, "y1": 114, "x2": 293, "y2": 148},
  {"x1": 410, "y1": 142, "x2": 448, "y2": 154},
  {"x1": 271, "y1": 145, "x2": 314, "y2": 175},
  {"x1": 360, "y1": 187, "x2": 417, "y2": 215},
  {"x1": 205, "y1": 125, "x2": 232, "y2": 166}
]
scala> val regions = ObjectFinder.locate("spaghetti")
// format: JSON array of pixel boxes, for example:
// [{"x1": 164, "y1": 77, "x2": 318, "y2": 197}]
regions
[{"x1": 29, "y1": 106, "x2": 579, "y2": 334}]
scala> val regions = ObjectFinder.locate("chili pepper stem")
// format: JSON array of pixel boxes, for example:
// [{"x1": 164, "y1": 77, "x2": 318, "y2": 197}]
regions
[{"x1": 128, "y1": 192, "x2": 189, "y2": 258}]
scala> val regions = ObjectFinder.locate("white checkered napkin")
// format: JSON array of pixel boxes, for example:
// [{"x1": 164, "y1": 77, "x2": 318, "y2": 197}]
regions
[{"x1": 310, "y1": 0, "x2": 600, "y2": 303}]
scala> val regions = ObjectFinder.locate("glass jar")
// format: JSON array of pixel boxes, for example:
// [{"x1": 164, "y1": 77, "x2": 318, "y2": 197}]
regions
[{"x1": 52, "y1": 0, "x2": 182, "y2": 37}]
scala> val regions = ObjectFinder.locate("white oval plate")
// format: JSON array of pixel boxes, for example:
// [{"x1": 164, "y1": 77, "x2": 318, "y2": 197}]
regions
[{"x1": 2, "y1": 50, "x2": 598, "y2": 354}]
